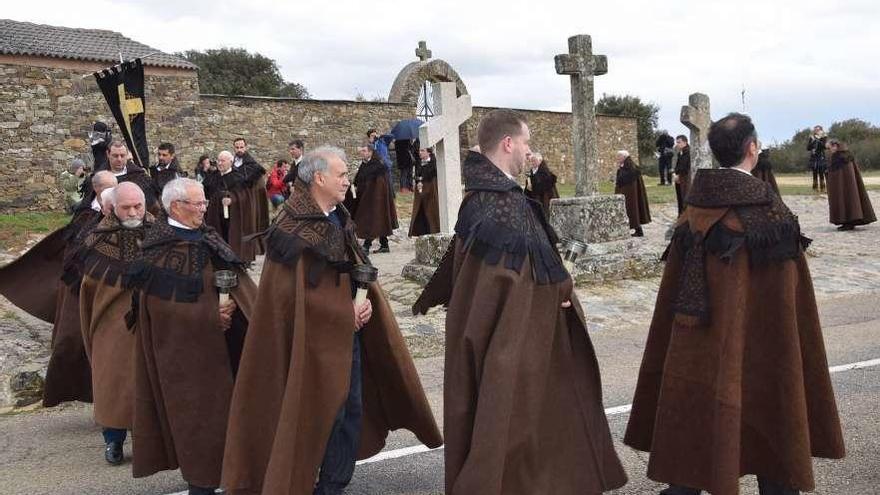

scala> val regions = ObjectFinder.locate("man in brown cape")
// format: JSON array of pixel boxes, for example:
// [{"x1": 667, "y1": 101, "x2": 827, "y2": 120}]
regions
[
  {"x1": 409, "y1": 147, "x2": 441, "y2": 237},
  {"x1": 128, "y1": 178, "x2": 256, "y2": 495},
  {"x1": 614, "y1": 150, "x2": 652, "y2": 237},
  {"x1": 826, "y1": 138, "x2": 876, "y2": 231},
  {"x1": 413, "y1": 110, "x2": 627, "y2": 495},
  {"x1": 222, "y1": 146, "x2": 441, "y2": 495},
  {"x1": 233, "y1": 138, "x2": 269, "y2": 254},
  {"x1": 77, "y1": 182, "x2": 150, "y2": 465},
  {"x1": 524, "y1": 151, "x2": 559, "y2": 216},
  {"x1": 673, "y1": 134, "x2": 692, "y2": 215},
  {"x1": 0, "y1": 171, "x2": 117, "y2": 410},
  {"x1": 623, "y1": 113, "x2": 845, "y2": 495},
  {"x1": 752, "y1": 148, "x2": 780, "y2": 196},
  {"x1": 207, "y1": 151, "x2": 255, "y2": 262},
  {"x1": 353, "y1": 144, "x2": 398, "y2": 253}
]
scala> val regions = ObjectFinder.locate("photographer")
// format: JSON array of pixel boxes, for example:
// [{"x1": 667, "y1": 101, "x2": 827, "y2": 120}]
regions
[
  {"x1": 60, "y1": 158, "x2": 88, "y2": 212},
  {"x1": 807, "y1": 125, "x2": 827, "y2": 191}
]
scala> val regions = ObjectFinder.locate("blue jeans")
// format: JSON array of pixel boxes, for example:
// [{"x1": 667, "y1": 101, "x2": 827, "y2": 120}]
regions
[
  {"x1": 102, "y1": 428, "x2": 127, "y2": 444},
  {"x1": 314, "y1": 333, "x2": 363, "y2": 495}
]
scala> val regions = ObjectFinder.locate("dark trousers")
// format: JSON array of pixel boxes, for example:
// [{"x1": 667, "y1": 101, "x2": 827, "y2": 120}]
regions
[
  {"x1": 399, "y1": 167, "x2": 414, "y2": 190},
  {"x1": 102, "y1": 428, "x2": 127, "y2": 444},
  {"x1": 658, "y1": 155, "x2": 673, "y2": 184},
  {"x1": 812, "y1": 168, "x2": 826, "y2": 190},
  {"x1": 363, "y1": 237, "x2": 389, "y2": 249},
  {"x1": 314, "y1": 333, "x2": 363, "y2": 495},
  {"x1": 661, "y1": 478, "x2": 799, "y2": 495}
]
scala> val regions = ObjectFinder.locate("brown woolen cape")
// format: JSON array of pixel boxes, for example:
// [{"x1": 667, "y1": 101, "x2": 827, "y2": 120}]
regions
[
  {"x1": 77, "y1": 214, "x2": 151, "y2": 429},
  {"x1": 353, "y1": 155, "x2": 399, "y2": 239},
  {"x1": 623, "y1": 169, "x2": 845, "y2": 494},
  {"x1": 524, "y1": 160, "x2": 560, "y2": 216},
  {"x1": 615, "y1": 162, "x2": 652, "y2": 228},
  {"x1": 408, "y1": 177, "x2": 440, "y2": 237},
  {"x1": 752, "y1": 151, "x2": 780, "y2": 196},
  {"x1": 205, "y1": 168, "x2": 256, "y2": 263},
  {"x1": 129, "y1": 219, "x2": 256, "y2": 488},
  {"x1": 826, "y1": 150, "x2": 876, "y2": 226},
  {"x1": 413, "y1": 152, "x2": 626, "y2": 495},
  {"x1": 42, "y1": 208, "x2": 105, "y2": 407},
  {"x1": 0, "y1": 207, "x2": 101, "y2": 323},
  {"x1": 222, "y1": 185, "x2": 441, "y2": 495}
]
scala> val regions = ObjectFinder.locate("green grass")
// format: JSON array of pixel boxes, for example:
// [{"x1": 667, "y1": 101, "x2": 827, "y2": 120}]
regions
[{"x1": 0, "y1": 212, "x2": 70, "y2": 250}]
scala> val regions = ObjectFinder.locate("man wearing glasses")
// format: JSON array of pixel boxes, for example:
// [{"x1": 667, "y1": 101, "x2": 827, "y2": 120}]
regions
[{"x1": 128, "y1": 178, "x2": 257, "y2": 495}]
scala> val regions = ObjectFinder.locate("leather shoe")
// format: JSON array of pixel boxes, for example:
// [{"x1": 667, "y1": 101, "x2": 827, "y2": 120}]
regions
[
  {"x1": 188, "y1": 485, "x2": 216, "y2": 495},
  {"x1": 373, "y1": 246, "x2": 390, "y2": 254},
  {"x1": 104, "y1": 441, "x2": 123, "y2": 465}
]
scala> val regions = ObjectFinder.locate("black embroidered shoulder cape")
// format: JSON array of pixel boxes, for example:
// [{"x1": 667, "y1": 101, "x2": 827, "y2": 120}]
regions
[
  {"x1": 75, "y1": 213, "x2": 153, "y2": 289},
  {"x1": 128, "y1": 215, "x2": 244, "y2": 303},
  {"x1": 261, "y1": 181, "x2": 367, "y2": 287},
  {"x1": 666, "y1": 168, "x2": 811, "y2": 324},
  {"x1": 413, "y1": 152, "x2": 568, "y2": 315}
]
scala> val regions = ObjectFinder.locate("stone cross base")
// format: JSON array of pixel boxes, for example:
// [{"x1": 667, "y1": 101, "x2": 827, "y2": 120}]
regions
[
  {"x1": 401, "y1": 234, "x2": 454, "y2": 286},
  {"x1": 400, "y1": 201, "x2": 665, "y2": 286},
  {"x1": 548, "y1": 195, "x2": 630, "y2": 244}
]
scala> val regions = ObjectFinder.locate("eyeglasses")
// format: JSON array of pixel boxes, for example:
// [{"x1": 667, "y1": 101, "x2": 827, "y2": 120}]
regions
[{"x1": 176, "y1": 199, "x2": 209, "y2": 208}]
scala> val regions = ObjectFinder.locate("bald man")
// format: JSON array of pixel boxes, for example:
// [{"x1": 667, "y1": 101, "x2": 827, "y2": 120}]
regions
[{"x1": 78, "y1": 181, "x2": 151, "y2": 465}]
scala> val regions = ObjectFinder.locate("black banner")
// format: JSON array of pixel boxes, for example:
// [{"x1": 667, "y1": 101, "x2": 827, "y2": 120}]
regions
[{"x1": 94, "y1": 58, "x2": 149, "y2": 168}]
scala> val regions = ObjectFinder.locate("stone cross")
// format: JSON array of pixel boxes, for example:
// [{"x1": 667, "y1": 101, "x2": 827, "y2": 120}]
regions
[
  {"x1": 680, "y1": 93, "x2": 713, "y2": 178},
  {"x1": 415, "y1": 41, "x2": 432, "y2": 62},
  {"x1": 418, "y1": 81, "x2": 472, "y2": 232},
  {"x1": 555, "y1": 34, "x2": 607, "y2": 196}
]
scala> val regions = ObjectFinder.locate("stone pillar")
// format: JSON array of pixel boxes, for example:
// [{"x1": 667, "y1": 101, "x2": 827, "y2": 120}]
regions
[
  {"x1": 555, "y1": 34, "x2": 608, "y2": 196},
  {"x1": 680, "y1": 93, "x2": 713, "y2": 178}
]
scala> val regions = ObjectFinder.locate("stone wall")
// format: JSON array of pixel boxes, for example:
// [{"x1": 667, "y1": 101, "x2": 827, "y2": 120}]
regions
[{"x1": 0, "y1": 58, "x2": 638, "y2": 212}]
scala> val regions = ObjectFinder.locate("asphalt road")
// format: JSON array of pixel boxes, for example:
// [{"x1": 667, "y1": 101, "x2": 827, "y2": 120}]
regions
[{"x1": 1, "y1": 292, "x2": 878, "y2": 495}]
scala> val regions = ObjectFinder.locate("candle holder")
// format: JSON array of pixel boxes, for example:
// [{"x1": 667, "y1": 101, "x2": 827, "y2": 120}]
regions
[
  {"x1": 214, "y1": 270, "x2": 238, "y2": 305},
  {"x1": 561, "y1": 238, "x2": 587, "y2": 272},
  {"x1": 350, "y1": 264, "x2": 378, "y2": 307},
  {"x1": 222, "y1": 193, "x2": 231, "y2": 219}
]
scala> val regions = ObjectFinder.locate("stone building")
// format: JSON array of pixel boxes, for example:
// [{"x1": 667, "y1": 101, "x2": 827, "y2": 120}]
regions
[{"x1": 0, "y1": 19, "x2": 637, "y2": 212}]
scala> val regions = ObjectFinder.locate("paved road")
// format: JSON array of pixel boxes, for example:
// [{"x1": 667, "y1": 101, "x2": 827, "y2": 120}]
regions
[{"x1": 1, "y1": 291, "x2": 878, "y2": 495}]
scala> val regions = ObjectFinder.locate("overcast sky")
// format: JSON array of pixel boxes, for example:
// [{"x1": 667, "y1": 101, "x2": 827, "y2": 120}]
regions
[{"x1": 7, "y1": 0, "x2": 880, "y2": 144}]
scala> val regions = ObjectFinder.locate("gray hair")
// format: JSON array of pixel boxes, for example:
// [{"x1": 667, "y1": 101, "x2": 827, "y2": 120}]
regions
[
  {"x1": 531, "y1": 152, "x2": 543, "y2": 161},
  {"x1": 297, "y1": 146, "x2": 347, "y2": 185},
  {"x1": 617, "y1": 150, "x2": 631, "y2": 158},
  {"x1": 100, "y1": 187, "x2": 115, "y2": 209},
  {"x1": 218, "y1": 150, "x2": 234, "y2": 161},
  {"x1": 162, "y1": 177, "x2": 203, "y2": 212},
  {"x1": 91, "y1": 170, "x2": 116, "y2": 189}
]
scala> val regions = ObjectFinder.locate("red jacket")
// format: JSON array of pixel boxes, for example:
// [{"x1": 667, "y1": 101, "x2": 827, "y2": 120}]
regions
[{"x1": 266, "y1": 167, "x2": 287, "y2": 197}]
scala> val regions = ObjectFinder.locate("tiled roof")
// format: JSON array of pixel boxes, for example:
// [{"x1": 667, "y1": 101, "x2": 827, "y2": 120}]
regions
[{"x1": 0, "y1": 19, "x2": 197, "y2": 70}]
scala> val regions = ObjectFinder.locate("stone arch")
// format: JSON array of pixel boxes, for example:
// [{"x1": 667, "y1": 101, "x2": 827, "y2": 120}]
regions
[{"x1": 388, "y1": 59, "x2": 469, "y2": 106}]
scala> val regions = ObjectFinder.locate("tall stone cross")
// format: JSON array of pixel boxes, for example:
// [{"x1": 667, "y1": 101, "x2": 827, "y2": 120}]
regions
[
  {"x1": 680, "y1": 93, "x2": 713, "y2": 178},
  {"x1": 555, "y1": 34, "x2": 607, "y2": 196},
  {"x1": 415, "y1": 41, "x2": 432, "y2": 62},
  {"x1": 418, "y1": 81, "x2": 472, "y2": 232}
]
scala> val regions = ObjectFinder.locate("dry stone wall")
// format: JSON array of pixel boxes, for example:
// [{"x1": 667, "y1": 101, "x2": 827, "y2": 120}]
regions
[{"x1": 0, "y1": 61, "x2": 637, "y2": 212}]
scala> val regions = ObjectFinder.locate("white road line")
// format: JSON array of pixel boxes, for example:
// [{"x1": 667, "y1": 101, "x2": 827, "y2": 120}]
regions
[
  {"x1": 828, "y1": 358, "x2": 880, "y2": 373},
  {"x1": 161, "y1": 357, "x2": 880, "y2": 493},
  {"x1": 354, "y1": 357, "x2": 880, "y2": 465}
]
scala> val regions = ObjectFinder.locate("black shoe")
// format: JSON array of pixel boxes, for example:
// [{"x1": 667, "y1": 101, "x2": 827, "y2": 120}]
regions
[
  {"x1": 837, "y1": 224, "x2": 855, "y2": 231},
  {"x1": 104, "y1": 441, "x2": 123, "y2": 465},
  {"x1": 632, "y1": 229, "x2": 644, "y2": 237},
  {"x1": 187, "y1": 485, "x2": 216, "y2": 495},
  {"x1": 373, "y1": 246, "x2": 390, "y2": 254}
]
